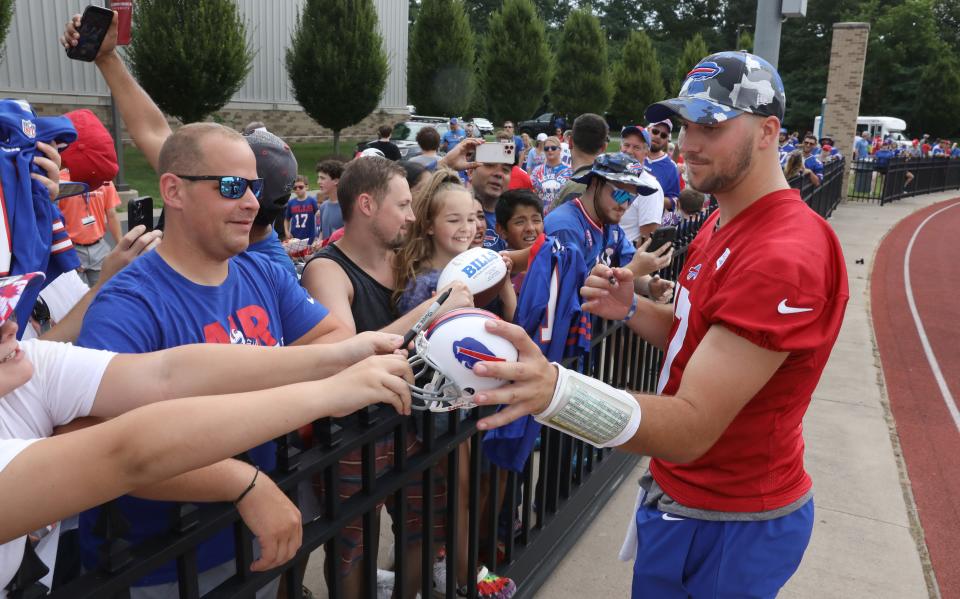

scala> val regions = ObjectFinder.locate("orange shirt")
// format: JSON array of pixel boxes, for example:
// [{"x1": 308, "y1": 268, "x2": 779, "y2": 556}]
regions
[{"x1": 57, "y1": 169, "x2": 120, "y2": 245}]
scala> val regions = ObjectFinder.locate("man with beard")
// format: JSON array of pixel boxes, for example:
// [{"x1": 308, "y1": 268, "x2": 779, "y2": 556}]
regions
[
  {"x1": 299, "y1": 157, "x2": 471, "y2": 598},
  {"x1": 470, "y1": 51, "x2": 849, "y2": 599},
  {"x1": 645, "y1": 119, "x2": 682, "y2": 211}
]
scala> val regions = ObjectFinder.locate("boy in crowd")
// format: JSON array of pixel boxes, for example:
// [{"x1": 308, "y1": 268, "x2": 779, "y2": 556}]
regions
[
  {"x1": 494, "y1": 189, "x2": 544, "y2": 291},
  {"x1": 315, "y1": 160, "x2": 344, "y2": 243},
  {"x1": 284, "y1": 175, "x2": 319, "y2": 244}
]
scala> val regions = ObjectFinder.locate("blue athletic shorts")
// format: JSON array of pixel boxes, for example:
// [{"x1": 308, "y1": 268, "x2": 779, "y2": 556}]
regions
[{"x1": 631, "y1": 499, "x2": 814, "y2": 599}]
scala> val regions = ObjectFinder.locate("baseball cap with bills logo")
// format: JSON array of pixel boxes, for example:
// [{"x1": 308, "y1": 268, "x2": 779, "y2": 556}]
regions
[
  {"x1": 0, "y1": 273, "x2": 45, "y2": 325},
  {"x1": 572, "y1": 152, "x2": 660, "y2": 195},
  {"x1": 645, "y1": 51, "x2": 786, "y2": 126},
  {"x1": 620, "y1": 125, "x2": 651, "y2": 146}
]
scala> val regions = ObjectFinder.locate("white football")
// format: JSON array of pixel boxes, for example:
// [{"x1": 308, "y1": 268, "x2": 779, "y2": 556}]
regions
[{"x1": 437, "y1": 247, "x2": 507, "y2": 295}]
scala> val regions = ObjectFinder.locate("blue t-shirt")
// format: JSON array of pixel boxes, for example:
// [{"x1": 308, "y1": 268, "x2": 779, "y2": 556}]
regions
[
  {"x1": 854, "y1": 137, "x2": 869, "y2": 160},
  {"x1": 481, "y1": 209, "x2": 507, "y2": 252},
  {"x1": 803, "y1": 154, "x2": 824, "y2": 180},
  {"x1": 442, "y1": 128, "x2": 466, "y2": 151},
  {"x1": 318, "y1": 199, "x2": 344, "y2": 241},
  {"x1": 544, "y1": 198, "x2": 635, "y2": 274},
  {"x1": 285, "y1": 196, "x2": 319, "y2": 243},
  {"x1": 247, "y1": 229, "x2": 297, "y2": 279},
  {"x1": 76, "y1": 250, "x2": 329, "y2": 585},
  {"x1": 644, "y1": 154, "x2": 681, "y2": 201}
]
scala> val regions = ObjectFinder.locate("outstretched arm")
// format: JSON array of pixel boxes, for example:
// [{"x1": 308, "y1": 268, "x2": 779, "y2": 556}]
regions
[
  {"x1": 0, "y1": 354, "x2": 412, "y2": 545},
  {"x1": 61, "y1": 12, "x2": 172, "y2": 171}
]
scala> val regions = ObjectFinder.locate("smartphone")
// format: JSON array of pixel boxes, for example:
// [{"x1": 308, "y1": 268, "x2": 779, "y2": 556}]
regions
[
  {"x1": 127, "y1": 196, "x2": 154, "y2": 232},
  {"x1": 155, "y1": 207, "x2": 165, "y2": 232},
  {"x1": 65, "y1": 5, "x2": 114, "y2": 62},
  {"x1": 647, "y1": 225, "x2": 677, "y2": 253},
  {"x1": 475, "y1": 142, "x2": 516, "y2": 165}
]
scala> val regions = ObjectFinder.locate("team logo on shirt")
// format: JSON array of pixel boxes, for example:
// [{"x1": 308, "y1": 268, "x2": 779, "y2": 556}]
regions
[
  {"x1": 686, "y1": 264, "x2": 702, "y2": 281},
  {"x1": 203, "y1": 305, "x2": 279, "y2": 346},
  {"x1": 453, "y1": 337, "x2": 505, "y2": 370},
  {"x1": 715, "y1": 248, "x2": 731, "y2": 270},
  {"x1": 686, "y1": 62, "x2": 723, "y2": 82},
  {"x1": 21, "y1": 119, "x2": 36, "y2": 139}
]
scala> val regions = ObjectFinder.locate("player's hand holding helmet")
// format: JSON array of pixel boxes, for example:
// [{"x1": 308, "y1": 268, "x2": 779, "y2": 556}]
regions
[{"x1": 408, "y1": 308, "x2": 519, "y2": 412}]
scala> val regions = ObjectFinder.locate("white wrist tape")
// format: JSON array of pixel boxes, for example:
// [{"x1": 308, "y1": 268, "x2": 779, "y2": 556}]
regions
[{"x1": 535, "y1": 363, "x2": 641, "y2": 448}]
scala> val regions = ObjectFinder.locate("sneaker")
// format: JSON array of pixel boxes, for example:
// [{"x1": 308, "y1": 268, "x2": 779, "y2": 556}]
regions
[{"x1": 377, "y1": 568, "x2": 396, "y2": 599}]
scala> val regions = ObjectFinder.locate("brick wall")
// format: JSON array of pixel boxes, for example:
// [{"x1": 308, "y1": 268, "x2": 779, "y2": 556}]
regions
[
  {"x1": 27, "y1": 102, "x2": 410, "y2": 144},
  {"x1": 822, "y1": 22, "x2": 871, "y2": 198}
]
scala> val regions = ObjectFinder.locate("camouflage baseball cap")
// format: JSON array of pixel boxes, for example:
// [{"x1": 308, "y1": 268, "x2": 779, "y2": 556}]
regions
[
  {"x1": 645, "y1": 51, "x2": 785, "y2": 126},
  {"x1": 572, "y1": 152, "x2": 660, "y2": 195}
]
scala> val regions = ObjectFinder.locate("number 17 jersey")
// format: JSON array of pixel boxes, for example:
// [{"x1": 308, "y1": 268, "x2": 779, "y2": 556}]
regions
[{"x1": 652, "y1": 189, "x2": 849, "y2": 513}]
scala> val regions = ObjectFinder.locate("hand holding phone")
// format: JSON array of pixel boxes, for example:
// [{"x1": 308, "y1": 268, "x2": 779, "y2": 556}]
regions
[
  {"x1": 475, "y1": 142, "x2": 516, "y2": 165},
  {"x1": 65, "y1": 5, "x2": 115, "y2": 62},
  {"x1": 647, "y1": 226, "x2": 677, "y2": 254},
  {"x1": 127, "y1": 197, "x2": 154, "y2": 232}
]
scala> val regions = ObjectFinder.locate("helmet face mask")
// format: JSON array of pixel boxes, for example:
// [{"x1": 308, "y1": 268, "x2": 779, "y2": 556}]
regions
[{"x1": 406, "y1": 308, "x2": 518, "y2": 412}]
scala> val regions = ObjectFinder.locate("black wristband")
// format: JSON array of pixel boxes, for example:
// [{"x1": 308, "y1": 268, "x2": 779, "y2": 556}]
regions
[{"x1": 234, "y1": 466, "x2": 259, "y2": 505}]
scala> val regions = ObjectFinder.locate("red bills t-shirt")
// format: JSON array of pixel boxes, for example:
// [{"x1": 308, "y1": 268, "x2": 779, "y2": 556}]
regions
[{"x1": 651, "y1": 188, "x2": 849, "y2": 512}]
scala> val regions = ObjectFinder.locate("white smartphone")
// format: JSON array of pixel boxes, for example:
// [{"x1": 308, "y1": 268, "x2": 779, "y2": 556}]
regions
[{"x1": 475, "y1": 142, "x2": 515, "y2": 165}]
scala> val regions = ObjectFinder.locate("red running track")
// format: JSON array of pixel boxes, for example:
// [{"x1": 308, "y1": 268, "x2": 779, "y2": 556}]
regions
[{"x1": 872, "y1": 197, "x2": 960, "y2": 599}]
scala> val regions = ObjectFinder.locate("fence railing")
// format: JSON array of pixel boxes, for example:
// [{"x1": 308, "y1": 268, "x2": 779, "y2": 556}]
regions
[
  {"x1": 847, "y1": 156, "x2": 960, "y2": 205},
  {"x1": 12, "y1": 166, "x2": 879, "y2": 599},
  {"x1": 787, "y1": 156, "x2": 845, "y2": 219}
]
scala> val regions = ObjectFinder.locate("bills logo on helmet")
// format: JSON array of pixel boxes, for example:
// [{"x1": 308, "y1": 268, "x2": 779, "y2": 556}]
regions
[
  {"x1": 686, "y1": 62, "x2": 723, "y2": 82},
  {"x1": 686, "y1": 263, "x2": 702, "y2": 281},
  {"x1": 453, "y1": 337, "x2": 505, "y2": 370}
]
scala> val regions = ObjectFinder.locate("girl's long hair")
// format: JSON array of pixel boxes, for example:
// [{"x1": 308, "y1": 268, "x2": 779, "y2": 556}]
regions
[
  {"x1": 392, "y1": 168, "x2": 468, "y2": 305},
  {"x1": 783, "y1": 150, "x2": 804, "y2": 180}
]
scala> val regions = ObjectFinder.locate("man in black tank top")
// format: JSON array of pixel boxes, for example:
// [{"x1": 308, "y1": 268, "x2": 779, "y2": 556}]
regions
[{"x1": 301, "y1": 157, "x2": 472, "y2": 597}]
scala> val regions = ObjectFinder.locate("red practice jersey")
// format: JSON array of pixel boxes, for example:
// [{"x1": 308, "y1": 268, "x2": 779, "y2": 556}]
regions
[{"x1": 651, "y1": 189, "x2": 849, "y2": 512}]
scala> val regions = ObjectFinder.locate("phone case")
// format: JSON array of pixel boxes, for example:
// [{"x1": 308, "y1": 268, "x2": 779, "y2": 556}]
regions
[{"x1": 66, "y1": 6, "x2": 114, "y2": 62}]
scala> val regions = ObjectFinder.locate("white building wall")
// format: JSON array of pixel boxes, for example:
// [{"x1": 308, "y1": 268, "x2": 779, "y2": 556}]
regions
[{"x1": 0, "y1": 0, "x2": 407, "y2": 111}]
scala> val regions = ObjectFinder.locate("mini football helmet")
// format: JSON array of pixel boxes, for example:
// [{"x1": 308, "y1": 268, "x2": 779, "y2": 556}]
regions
[
  {"x1": 436, "y1": 247, "x2": 507, "y2": 295},
  {"x1": 408, "y1": 308, "x2": 518, "y2": 412}
]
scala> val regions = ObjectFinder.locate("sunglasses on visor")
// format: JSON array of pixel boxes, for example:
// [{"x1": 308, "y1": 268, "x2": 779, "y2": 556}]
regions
[{"x1": 176, "y1": 175, "x2": 264, "y2": 199}]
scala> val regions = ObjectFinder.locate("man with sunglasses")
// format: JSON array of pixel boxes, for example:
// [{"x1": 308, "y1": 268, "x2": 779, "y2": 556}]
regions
[
  {"x1": 645, "y1": 119, "x2": 682, "y2": 210},
  {"x1": 284, "y1": 175, "x2": 320, "y2": 245},
  {"x1": 799, "y1": 134, "x2": 824, "y2": 187},
  {"x1": 543, "y1": 153, "x2": 658, "y2": 275},
  {"x1": 502, "y1": 121, "x2": 525, "y2": 156},
  {"x1": 61, "y1": 12, "x2": 349, "y2": 598}
]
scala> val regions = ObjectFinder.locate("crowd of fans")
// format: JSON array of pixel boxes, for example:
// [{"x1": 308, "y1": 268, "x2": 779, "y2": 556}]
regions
[{"x1": 0, "y1": 9, "x2": 879, "y2": 599}]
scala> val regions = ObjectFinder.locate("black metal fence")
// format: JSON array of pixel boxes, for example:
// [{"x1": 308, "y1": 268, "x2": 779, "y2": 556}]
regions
[
  {"x1": 847, "y1": 156, "x2": 960, "y2": 205},
  {"x1": 12, "y1": 170, "x2": 877, "y2": 599},
  {"x1": 787, "y1": 157, "x2": 845, "y2": 219}
]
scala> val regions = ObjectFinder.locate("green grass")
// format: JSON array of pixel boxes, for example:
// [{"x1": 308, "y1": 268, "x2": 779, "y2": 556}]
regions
[{"x1": 118, "y1": 139, "x2": 363, "y2": 210}]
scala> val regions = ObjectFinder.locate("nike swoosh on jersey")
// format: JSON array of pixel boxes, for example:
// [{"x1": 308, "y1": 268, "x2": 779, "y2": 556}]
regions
[
  {"x1": 777, "y1": 299, "x2": 813, "y2": 314},
  {"x1": 661, "y1": 513, "x2": 686, "y2": 521}
]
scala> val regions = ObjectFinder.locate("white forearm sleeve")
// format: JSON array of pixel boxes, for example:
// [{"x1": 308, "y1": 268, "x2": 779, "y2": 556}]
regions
[{"x1": 534, "y1": 363, "x2": 641, "y2": 448}]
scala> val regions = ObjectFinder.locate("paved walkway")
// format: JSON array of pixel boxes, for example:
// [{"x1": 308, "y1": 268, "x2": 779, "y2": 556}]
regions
[{"x1": 536, "y1": 192, "x2": 960, "y2": 599}]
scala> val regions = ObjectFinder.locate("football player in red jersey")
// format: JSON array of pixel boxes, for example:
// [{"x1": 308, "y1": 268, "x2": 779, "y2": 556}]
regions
[{"x1": 470, "y1": 51, "x2": 849, "y2": 598}]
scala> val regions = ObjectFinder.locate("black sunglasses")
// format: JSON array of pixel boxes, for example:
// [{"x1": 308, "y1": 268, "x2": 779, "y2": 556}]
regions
[
  {"x1": 176, "y1": 175, "x2": 264, "y2": 200},
  {"x1": 650, "y1": 129, "x2": 670, "y2": 139},
  {"x1": 544, "y1": 145, "x2": 560, "y2": 151}
]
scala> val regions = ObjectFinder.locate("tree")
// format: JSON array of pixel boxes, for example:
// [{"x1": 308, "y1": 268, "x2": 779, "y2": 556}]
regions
[
  {"x1": 736, "y1": 29, "x2": 753, "y2": 53},
  {"x1": 408, "y1": 0, "x2": 475, "y2": 116},
  {"x1": 609, "y1": 30, "x2": 664, "y2": 126},
  {"x1": 916, "y1": 51, "x2": 960, "y2": 136},
  {"x1": 126, "y1": 0, "x2": 253, "y2": 124},
  {"x1": 0, "y1": 0, "x2": 13, "y2": 63},
  {"x1": 286, "y1": 0, "x2": 388, "y2": 154},
  {"x1": 481, "y1": 0, "x2": 551, "y2": 124},
  {"x1": 671, "y1": 33, "x2": 708, "y2": 96},
  {"x1": 550, "y1": 9, "x2": 612, "y2": 120}
]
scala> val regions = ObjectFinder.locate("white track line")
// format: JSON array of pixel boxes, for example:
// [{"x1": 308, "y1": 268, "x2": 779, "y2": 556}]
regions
[{"x1": 903, "y1": 200, "x2": 960, "y2": 434}]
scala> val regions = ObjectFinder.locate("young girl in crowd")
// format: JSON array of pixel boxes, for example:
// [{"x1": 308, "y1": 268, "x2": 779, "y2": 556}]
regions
[{"x1": 392, "y1": 169, "x2": 517, "y2": 598}]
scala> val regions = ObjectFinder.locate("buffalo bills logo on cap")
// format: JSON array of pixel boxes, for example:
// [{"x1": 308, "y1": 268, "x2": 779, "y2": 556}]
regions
[
  {"x1": 453, "y1": 337, "x2": 504, "y2": 370},
  {"x1": 625, "y1": 161, "x2": 644, "y2": 174},
  {"x1": 21, "y1": 119, "x2": 36, "y2": 139},
  {"x1": 686, "y1": 263, "x2": 702, "y2": 281},
  {"x1": 686, "y1": 61, "x2": 723, "y2": 82}
]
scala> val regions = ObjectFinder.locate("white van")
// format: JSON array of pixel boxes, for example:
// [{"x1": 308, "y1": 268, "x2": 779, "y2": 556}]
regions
[{"x1": 814, "y1": 116, "x2": 911, "y2": 149}]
